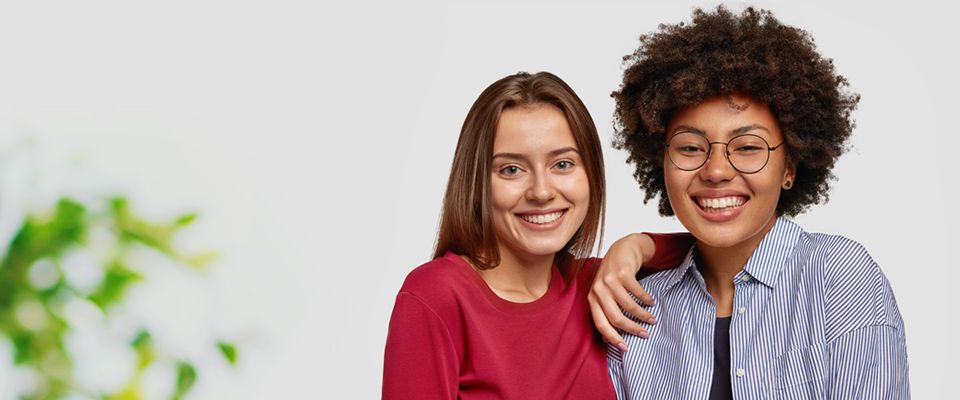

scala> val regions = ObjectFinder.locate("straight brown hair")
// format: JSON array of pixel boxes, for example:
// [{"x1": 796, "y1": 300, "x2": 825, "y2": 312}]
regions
[{"x1": 433, "y1": 71, "x2": 606, "y2": 270}]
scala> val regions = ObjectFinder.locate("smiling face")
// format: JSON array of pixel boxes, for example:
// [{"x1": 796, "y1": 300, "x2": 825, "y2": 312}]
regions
[
  {"x1": 490, "y1": 104, "x2": 590, "y2": 263},
  {"x1": 664, "y1": 95, "x2": 795, "y2": 250}
]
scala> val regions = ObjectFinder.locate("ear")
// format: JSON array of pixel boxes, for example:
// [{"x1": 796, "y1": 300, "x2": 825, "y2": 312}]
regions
[{"x1": 782, "y1": 162, "x2": 797, "y2": 189}]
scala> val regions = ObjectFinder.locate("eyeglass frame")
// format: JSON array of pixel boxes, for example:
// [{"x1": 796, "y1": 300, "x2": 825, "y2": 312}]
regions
[{"x1": 663, "y1": 132, "x2": 785, "y2": 174}]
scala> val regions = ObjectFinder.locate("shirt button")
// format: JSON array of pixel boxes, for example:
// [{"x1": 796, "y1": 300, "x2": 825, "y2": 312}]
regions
[
  {"x1": 735, "y1": 368, "x2": 745, "y2": 378},
  {"x1": 742, "y1": 275, "x2": 751, "y2": 282},
  {"x1": 738, "y1": 307, "x2": 746, "y2": 315}
]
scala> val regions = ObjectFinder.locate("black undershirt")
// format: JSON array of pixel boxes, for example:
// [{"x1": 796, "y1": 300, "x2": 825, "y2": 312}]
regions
[{"x1": 708, "y1": 316, "x2": 734, "y2": 400}]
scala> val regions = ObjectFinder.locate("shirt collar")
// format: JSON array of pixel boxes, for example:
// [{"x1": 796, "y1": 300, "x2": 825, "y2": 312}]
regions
[
  {"x1": 661, "y1": 250, "x2": 698, "y2": 292},
  {"x1": 662, "y1": 217, "x2": 804, "y2": 291},
  {"x1": 741, "y1": 217, "x2": 803, "y2": 288}
]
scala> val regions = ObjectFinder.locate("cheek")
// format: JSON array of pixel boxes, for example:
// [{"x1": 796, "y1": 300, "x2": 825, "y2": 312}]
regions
[
  {"x1": 662, "y1": 167, "x2": 689, "y2": 205},
  {"x1": 743, "y1": 172, "x2": 786, "y2": 207},
  {"x1": 562, "y1": 171, "x2": 591, "y2": 206},
  {"x1": 750, "y1": 156, "x2": 790, "y2": 197},
  {"x1": 489, "y1": 178, "x2": 523, "y2": 213}
]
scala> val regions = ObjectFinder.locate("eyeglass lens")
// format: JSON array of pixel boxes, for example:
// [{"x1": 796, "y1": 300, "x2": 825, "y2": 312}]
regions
[{"x1": 667, "y1": 132, "x2": 771, "y2": 173}]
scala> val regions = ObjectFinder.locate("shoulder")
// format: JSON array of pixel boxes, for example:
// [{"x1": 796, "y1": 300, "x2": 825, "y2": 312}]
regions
[
  {"x1": 398, "y1": 253, "x2": 474, "y2": 302},
  {"x1": 637, "y1": 264, "x2": 689, "y2": 300},
  {"x1": 803, "y1": 232, "x2": 880, "y2": 286},
  {"x1": 575, "y1": 257, "x2": 602, "y2": 277},
  {"x1": 801, "y1": 232, "x2": 903, "y2": 337}
]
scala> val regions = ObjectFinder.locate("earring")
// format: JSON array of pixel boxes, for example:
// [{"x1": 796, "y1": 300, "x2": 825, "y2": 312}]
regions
[{"x1": 783, "y1": 179, "x2": 793, "y2": 190}]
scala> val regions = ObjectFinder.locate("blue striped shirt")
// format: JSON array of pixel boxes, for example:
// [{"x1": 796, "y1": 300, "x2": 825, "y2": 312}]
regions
[{"x1": 608, "y1": 218, "x2": 909, "y2": 399}]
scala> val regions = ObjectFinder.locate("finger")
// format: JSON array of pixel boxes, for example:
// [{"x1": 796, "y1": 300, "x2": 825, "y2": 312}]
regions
[
  {"x1": 597, "y1": 274, "x2": 652, "y2": 332},
  {"x1": 623, "y1": 278, "x2": 656, "y2": 307},
  {"x1": 589, "y1": 298, "x2": 632, "y2": 350},
  {"x1": 600, "y1": 292, "x2": 649, "y2": 339},
  {"x1": 613, "y1": 287, "x2": 655, "y2": 325}
]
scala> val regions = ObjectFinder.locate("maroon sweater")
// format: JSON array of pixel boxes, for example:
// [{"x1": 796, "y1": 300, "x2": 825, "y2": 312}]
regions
[{"x1": 383, "y1": 234, "x2": 692, "y2": 399}]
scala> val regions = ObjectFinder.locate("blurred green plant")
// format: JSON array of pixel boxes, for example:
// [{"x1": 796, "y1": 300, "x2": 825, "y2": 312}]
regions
[{"x1": 0, "y1": 197, "x2": 236, "y2": 399}]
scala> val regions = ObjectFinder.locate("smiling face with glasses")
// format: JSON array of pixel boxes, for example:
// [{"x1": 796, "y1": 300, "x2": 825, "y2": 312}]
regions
[{"x1": 662, "y1": 94, "x2": 796, "y2": 254}]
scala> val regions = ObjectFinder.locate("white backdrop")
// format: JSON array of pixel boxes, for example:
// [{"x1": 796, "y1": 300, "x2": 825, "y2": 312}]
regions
[{"x1": 0, "y1": 0, "x2": 956, "y2": 398}]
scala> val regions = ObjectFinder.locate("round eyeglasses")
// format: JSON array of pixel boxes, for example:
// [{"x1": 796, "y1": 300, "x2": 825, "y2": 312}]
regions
[{"x1": 665, "y1": 132, "x2": 784, "y2": 174}]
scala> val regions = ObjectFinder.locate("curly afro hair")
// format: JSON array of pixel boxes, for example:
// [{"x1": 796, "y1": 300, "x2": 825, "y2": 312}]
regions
[{"x1": 612, "y1": 6, "x2": 860, "y2": 217}]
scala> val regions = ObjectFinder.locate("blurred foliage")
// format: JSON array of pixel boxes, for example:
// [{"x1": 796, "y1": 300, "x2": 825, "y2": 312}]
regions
[{"x1": 0, "y1": 197, "x2": 236, "y2": 399}]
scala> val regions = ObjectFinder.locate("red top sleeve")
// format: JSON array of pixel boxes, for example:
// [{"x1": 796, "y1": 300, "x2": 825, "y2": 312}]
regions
[
  {"x1": 643, "y1": 232, "x2": 695, "y2": 271},
  {"x1": 383, "y1": 292, "x2": 460, "y2": 400}
]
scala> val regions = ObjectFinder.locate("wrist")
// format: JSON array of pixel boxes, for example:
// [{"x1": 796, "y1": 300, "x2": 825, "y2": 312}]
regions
[
  {"x1": 634, "y1": 233, "x2": 656, "y2": 265},
  {"x1": 620, "y1": 233, "x2": 655, "y2": 265}
]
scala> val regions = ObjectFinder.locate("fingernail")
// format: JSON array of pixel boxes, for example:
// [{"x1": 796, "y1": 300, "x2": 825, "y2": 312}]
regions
[
  {"x1": 617, "y1": 342, "x2": 629, "y2": 352},
  {"x1": 648, "y1": 316, "x2": 657, "y2": 325},
  {"x1": 638, "y1": 330, "x2": 649, "y2": 340}
]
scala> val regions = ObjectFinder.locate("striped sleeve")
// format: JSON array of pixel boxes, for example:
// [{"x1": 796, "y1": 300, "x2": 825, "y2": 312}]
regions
[
  {"x1": 828, "y1": 324, "x2": 910, "y2": 398},
  {"x1": 821, "y1": 236, "x2": 910, "y2": 398}
]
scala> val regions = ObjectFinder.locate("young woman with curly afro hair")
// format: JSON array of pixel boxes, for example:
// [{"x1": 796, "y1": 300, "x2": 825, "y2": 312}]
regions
[{"x1": 592, "y1": 6, "x2": 909, "y2": 399}]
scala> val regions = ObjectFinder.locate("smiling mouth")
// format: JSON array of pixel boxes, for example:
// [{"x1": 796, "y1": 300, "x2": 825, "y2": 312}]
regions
[
  {"x1": 694, "y1": 196, "x2": 747, "y2": 213},
  {"x1": 518, "y1": 209, "x2": 567, "y2": 225}
]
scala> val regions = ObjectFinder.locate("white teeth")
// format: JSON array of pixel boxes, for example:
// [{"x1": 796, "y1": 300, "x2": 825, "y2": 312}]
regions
[
  {"x1": 697, "y1": 196, "x2": 745, "y2": 209},
  {"x1": 520, "y1": 211, "x2": 564, "y2": 224}
]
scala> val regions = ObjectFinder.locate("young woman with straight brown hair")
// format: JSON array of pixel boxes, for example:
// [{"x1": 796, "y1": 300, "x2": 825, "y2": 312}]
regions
[{"x1": 382, "y1": 71, "x2": 689, "y2": 399}]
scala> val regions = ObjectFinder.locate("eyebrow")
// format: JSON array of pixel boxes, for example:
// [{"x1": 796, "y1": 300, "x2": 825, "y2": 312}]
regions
[
  {"x1": 730, "y1": 124, "x2": 770, "y2": 136},
  {"x1": 492, "y1": 146, "x2": 580, "y2": 161},
  {"x1": 671, "y1": 124, "x2": 770, "y2": 137},
  {"x1": 672, "y1": 125, "x2": 706, "y2": 136}
]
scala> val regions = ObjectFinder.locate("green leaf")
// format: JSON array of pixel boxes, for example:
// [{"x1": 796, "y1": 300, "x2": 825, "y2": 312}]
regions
[
  {"x1": 88, "y1": 261, "x2": 142, "y2": 310},
  {"x1": 10, "y1": 331, "x2": 33, "y2": 364},
  {"x1": 217, "y1": 341, "x2": 238, "y2": 365},
  {"x1": 50, "y1": 198, "x2": 87, "y2": 246},
  {"x1": 110, "y1": 196, "x2": 129, "y2": 214},
  {"x1": 173, "y1": 361, "x2": 197, "y2": 400},
  {"x1": 131, "y1": 330, "x2": 151, "y2": 347},
  {"x1": 131, "y1": 330, "x2": 156, "y2": 371},
  {"x1": 175, "y1": 213, "x2": 198, "y2": 227},
  {"x1": 4, "y1": 197, "x2": 86, "y2": 268}
]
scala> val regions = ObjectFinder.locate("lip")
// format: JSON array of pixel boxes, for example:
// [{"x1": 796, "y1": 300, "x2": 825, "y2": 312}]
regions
[
  {"x1": 690, "y1": 189, "x2": 750, "y2": 199},
  {"x1": 515, "y1": 208, "x2": 568, "y2": 231},
  {"x1": 689, "y1": 190, "x2": 749, "y2": 223}
]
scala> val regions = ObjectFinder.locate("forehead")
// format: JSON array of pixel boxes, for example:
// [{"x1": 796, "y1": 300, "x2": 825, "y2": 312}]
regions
[
  {"x1": 493, "y1": 104, "x2": 577, "y2": 151},
  {"x1": 668, "y1": 95, "x2": 782, "y2": 140}
]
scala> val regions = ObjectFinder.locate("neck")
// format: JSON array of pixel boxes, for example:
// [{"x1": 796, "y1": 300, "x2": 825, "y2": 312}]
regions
[
  {"x1": 695, "y1": 216, "x2": 778, "y2": 317},
  {"x1": 474, "y1": 244, "x2": 555, "y2": 303}
]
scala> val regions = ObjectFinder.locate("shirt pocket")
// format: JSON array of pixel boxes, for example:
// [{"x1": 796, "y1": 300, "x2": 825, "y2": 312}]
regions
[{"x1": 767, "y1": 344, "x2": 825, "y2": 399}]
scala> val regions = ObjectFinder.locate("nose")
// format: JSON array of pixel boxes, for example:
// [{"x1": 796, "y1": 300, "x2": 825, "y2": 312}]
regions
[
  {"x1": 698, "y1": 144, "x2": 736, "y2": 183},
  {"x1": 525, "y1": 169, "x2": 557, "y2": 203}
]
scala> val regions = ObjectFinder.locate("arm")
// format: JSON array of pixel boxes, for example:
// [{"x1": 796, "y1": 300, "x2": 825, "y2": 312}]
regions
[
  {"x1": 588, "y1": 232, "x2": 694, "y2": 351},
  {"x1": 383, "y1": 292, "x2": 459, "y2": 400},
  {"x1": 643, "y1": 232, "x2": 696, "y2": 273},
  {"x1": 827, "y1": 324, "x2": 909, "y2": 398},
  {"x1": 823, "y1": 242, "x2": 909, "y2": 398}
]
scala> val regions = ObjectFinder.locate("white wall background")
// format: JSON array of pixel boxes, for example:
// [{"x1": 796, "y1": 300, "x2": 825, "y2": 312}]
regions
[{"x1": 0, "y1": 0, "x2": 956, "y2": 398}]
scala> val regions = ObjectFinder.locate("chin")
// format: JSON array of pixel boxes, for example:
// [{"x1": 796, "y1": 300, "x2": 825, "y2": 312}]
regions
[
  {"x1": 688, "y1": 226, "x2": 747, "y2": 248},
  {"x1": 681, "y1": 210, "x2": 776, "y2": 249},
  {"x1": 517, "y1": 239, "x2": 571, "y2": 257}
]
